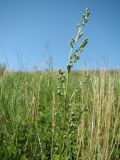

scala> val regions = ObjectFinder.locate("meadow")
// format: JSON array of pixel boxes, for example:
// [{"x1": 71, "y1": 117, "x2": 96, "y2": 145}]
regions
[
  {"x1": 0, "y1": 8, "x2": 120, "y2": 160},
  {"x1": 0, "y1": 69, "x2": 120, "y2": 160}
]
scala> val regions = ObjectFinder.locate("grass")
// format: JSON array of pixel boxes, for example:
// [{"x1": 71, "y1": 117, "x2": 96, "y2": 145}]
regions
[
  {"x1": 0, "y1": 70, "x2": 120, "y2": 160},
  {"x1": 0, "y1": 8, "x2": 120, "y2": 160}
]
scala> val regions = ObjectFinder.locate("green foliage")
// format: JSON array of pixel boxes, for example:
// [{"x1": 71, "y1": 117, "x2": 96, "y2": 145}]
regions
[
  {"x1": 0, "y1": 71, "x2": 120, "y2": 159},
  {"x1": 0, "y1": 7, "x2": 120, "y2": 160},
  {"x1": 0, "y1": 63, "x2": 6, "y2": 76},
  {"x1": 67, "y1": 8, "x2": 90, "y2": 72},
  {"x1": 57, "y1": 8, "x2": 90, "y2": 100}
]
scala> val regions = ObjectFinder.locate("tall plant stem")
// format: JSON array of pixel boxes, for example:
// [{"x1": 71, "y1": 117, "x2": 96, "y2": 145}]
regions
[{"x1": 65, "y1": 26, "x2": 82, "y2": 99}]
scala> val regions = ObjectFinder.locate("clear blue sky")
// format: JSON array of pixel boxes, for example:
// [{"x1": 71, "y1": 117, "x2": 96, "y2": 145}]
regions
[{"x1": 0, "y1": 0, "x2": 120, "y2": 70}]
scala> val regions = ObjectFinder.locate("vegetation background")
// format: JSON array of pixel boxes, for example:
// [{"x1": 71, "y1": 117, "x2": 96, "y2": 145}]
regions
[{"x1": 0, "y1": 1, "x2": 120, "y2": 160}]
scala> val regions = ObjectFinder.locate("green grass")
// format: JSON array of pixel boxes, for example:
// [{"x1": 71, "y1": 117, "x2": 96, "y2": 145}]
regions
[
  {"x1": 0, "y1": 70, "x2": 120, "y2": 160},
  {"x1": 0, "y1": 7, "x2": 120, "y2": 160}
]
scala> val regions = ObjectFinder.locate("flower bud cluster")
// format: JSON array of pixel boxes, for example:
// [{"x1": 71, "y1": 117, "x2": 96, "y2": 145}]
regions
[
  {"x1": 57, "y1": 69, "x2": 65, "y2": 96},
  {"x1": 81, "y1": 8, "x2": 90, "y2": 26},
  {"x1": 67, "y1": 8, "x2": 90, "y2": 73}
]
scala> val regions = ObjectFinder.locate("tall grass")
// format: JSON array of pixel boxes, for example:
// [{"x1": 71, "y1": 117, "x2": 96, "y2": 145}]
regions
[
  {"x1": 0, "y1": 70, "x2": 120, "y2": 159},
  {"x1": 0, "y1": 8, "x2": 120, "y2": 160}
]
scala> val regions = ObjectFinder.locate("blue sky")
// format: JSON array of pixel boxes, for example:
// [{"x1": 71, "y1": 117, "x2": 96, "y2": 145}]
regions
[{"x1": 0, "y1": 0, "x2": 120, "y2": 70}]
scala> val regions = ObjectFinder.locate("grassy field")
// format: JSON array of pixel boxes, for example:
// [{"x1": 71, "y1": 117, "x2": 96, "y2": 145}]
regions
[{"x1": 0, "y1": 69, "x2": 120, "y2": 160}]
